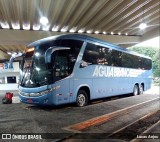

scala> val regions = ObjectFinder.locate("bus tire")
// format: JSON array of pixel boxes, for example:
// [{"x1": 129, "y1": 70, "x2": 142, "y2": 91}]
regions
[
  {"x1": 76, "y1": 90, "x2": 88, "y2": 107},
  {"x1": 139, "y1": 85, "x2": 144, "y2": 95},
  {"x1": 133, "y1": 85, "x2": 139, "y2": 96}
]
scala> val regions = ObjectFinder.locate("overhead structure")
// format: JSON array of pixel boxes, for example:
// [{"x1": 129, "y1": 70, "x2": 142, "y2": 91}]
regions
[{"x1": 0, "y1": 0, "x2": 159, "y2": 60}]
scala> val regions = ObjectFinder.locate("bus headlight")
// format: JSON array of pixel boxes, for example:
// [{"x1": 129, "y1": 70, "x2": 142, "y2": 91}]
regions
[
  {"x1": 19, "y1": 88, "x2": 53, "y2": 97},
  {"x1": 39, "y1": 89, "x2": 53, "y2": 96}
]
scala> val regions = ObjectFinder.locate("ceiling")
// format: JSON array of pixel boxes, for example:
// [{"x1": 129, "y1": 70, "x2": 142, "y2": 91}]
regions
[{"x1": 0, "y1": 0, "x2": 159, "y2": 60}]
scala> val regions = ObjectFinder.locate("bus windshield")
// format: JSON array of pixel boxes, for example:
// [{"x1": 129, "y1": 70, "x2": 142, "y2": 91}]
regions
[
  {"x1": 20, "y1": 46, "x2": 52, "y2": 87},
  {"x1": 20, "y1": 39, "x2": 83, "y2": 87}
]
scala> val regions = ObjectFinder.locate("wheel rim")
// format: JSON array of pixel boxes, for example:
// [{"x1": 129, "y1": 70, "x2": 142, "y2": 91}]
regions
[
  {"x1": 78, "y1": 94, "x2": 86, "y2": 106},
  {"x1": 140, "y1": 86, "x2": 143, "y2": 94}
]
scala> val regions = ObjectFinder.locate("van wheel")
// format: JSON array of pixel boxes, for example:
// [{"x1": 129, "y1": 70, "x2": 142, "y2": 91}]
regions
[
  {"x1": 76, "y1": 90, "x2": 88, "y2": 107},
  {"x1": 133, "y1": 85, "x2": 139, "y2": 96},
  {"x1": 139, "y1": 85, "x2": 143, "y2": 95}
]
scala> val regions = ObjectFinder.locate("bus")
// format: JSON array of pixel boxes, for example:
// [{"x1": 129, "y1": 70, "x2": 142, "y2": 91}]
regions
[{"x1": 10, "y1": 34, "x2": 152, "y2": 107}]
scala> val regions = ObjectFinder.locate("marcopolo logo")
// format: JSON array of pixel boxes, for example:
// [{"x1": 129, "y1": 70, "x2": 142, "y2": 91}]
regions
[{"x1": 93, "y1": 66, "x2": 131, "y2": 77}]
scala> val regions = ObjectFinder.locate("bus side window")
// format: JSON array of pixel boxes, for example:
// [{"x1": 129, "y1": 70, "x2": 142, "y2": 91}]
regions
[
  {"x1": 97, "y1": 46, "x2": 123, "y2": 67},
  {"x1": 96, "y1": 46, "x2": 111, "y2": 65},
  {"x1": 122, "y1": 53, "x2": 131, "y2": 68},
  {"x1": 82, "y1": 43, "x2": 99, "y2": 65},
  {"x1": 111, "y1": 50, "x2": 122, "y2": 67},
  {"x1": 103, "y1": 48, "x2": 112, "y2": 66}
]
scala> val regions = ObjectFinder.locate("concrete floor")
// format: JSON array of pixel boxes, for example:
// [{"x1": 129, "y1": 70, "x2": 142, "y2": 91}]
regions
[{"x1": 0, "y1": 86, "x2": 159, "y2": 141}]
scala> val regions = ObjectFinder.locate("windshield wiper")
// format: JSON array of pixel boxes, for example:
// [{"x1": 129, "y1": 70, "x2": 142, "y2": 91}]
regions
[{"x1": 21, "y1": 67, "x2": 30, "y2": 86}]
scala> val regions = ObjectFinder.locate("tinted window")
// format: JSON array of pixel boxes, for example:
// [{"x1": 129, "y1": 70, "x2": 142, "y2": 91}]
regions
[
  {"x1": 82, "y1": 43, "x2": 122, "y2": 67},
  {"x1": 82, "y1": 42, "x2": 152, "y2": 70},
  {"x1": 82, "y1": 43, "x2": 98, "y2": 64},
  {"x1": 121, "y1": 53, "x2": 152, "y2": 70}
]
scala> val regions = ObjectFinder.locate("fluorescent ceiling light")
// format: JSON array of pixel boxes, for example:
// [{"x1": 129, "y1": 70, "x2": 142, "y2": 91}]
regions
[
  {"x1": 12, "y1": 23, "x2": 20, "y2": 29},
  {"x1": 52, "y1": 25, "x2": 59, "y2": 31},
  {"x1": 23, "y1": 24, "x2": 30, "y2": 30},
  {"x1": 103, "y1": 31, "x2": 106, "y2": 34},
  {"x1": 139, "y1": 23, "x2": 147, "y2": 30},
  {"x1": 7, "y1": 52, "x2": 12, "y2": 55},
  {"x1": 111, "y1": 32, "x2": 114, "y2": 35},
  {"x1": 94, "y1": 31, "x2": 99, "y2": 34},
  {"x1": 125, "y1": 33, "x2": 128, "y2": 35},
  {"x1": 87, "y1": 30, "x2": 92, "y2": 33},
  {"x1": 33, "y1": 24, "x2": 40, "y2": 30},
  {"x1": 69, "y1": 27, "x2": 77, "y2": 33},
  {"x1": 60, "y1": 26, "x2": 68, "y2": 32},
  {"x1": 1, "y1": 22, "x2": 9, "y2": 29},
  {"x1": 69, "y1": 29, "x2": 75, "y2": 33},
  {"x1": 118, "y1": 32, "x2": 121, "y2": 35},
  {"x1": 40, "y1": 17, "x2": 48, "y2": 25},
  {"x1": 78, "y1": 29, "x2": 85, "y2": 33}
]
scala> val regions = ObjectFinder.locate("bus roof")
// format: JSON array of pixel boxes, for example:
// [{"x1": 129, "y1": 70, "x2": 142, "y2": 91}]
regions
[{"x1": 28, "y1": 34, "x2": 151, "y2": 59}]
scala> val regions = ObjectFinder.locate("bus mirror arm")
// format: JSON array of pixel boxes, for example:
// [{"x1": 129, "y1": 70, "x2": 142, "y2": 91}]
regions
[
  {"x1": 45, "y1": 46, "x2": 70, "y2": 63},
  {"x1": 9, "y1": 53, "x2": 23, "y2": 69}
]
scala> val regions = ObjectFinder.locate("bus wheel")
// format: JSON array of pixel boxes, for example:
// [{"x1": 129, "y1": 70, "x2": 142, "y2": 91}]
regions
[
  {"x1": 76, "y1": 90, "x2": 88, "y2": 107},
  {"x1": 133, "y1": 85, "x2": 139, "y2": 96},
  {"x1": 139, "y1": 85, "x2": 143, "y2": 95}
]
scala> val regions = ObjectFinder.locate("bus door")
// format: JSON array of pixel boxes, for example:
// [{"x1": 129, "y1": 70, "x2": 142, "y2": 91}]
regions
[{"x1": 52, "y1": 50, "x2": 71, "y2": 105}]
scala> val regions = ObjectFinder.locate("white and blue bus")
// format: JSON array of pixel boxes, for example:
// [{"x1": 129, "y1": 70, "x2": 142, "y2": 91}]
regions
[{"x1": 11, "y1": 34, "x2": 152, "y2": 106}]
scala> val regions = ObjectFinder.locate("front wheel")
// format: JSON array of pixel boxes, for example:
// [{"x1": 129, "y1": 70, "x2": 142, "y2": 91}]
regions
[
  {"x1": 76, "y1": 90, "x2": 88, "y2": 107},
  {"x1": 133, "y1": 85, "x2": 139, "y2": 96}
]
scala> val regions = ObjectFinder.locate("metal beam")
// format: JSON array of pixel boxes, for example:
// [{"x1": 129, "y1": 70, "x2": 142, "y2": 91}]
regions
[
  {"x1": 140, "y1": 27, "x2": 160, "y2": 42},
  {"x1": 0, "y1": 50, "x2": 9, "y2": 60},
  {"x1": 0, "y1": 29, "x2": 140, "y2": 45}
]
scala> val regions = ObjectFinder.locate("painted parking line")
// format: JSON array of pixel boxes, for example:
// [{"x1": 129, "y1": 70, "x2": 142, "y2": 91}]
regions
[{"x1": 63, "y1": 97, "x2": 159, "y2": 132}]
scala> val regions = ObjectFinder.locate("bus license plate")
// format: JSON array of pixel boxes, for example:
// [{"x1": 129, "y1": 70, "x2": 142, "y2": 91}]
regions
[{"x1": 27, "y1": 99, "x2": 33, "y2": 103}]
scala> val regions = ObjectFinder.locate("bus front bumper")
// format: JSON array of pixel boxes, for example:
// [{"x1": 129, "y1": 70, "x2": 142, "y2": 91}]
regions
[{"x1": 19, "y1": 93, "x2": 53, "y2": 106}]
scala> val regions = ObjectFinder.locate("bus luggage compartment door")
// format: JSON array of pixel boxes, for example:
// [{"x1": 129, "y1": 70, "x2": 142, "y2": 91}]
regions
[{"x1": 54, "y1": 79, "x2": 70, "y2": 105}]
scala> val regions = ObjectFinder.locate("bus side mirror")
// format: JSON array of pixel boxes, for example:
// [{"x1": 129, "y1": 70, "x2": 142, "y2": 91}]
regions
[
  {"x1": 45, "y1": 46, "x2": 70, "y2": 63},
  {"x1": 9, "y1": 53, "x2": 23, "y2": 69},
  {"x1": 9, "y1": 57, "x2": 14, "y2": 69}
]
